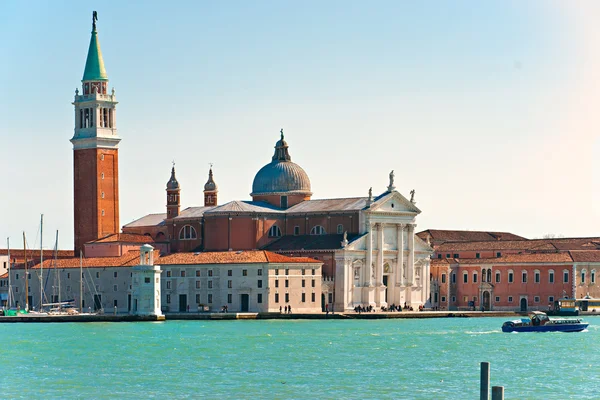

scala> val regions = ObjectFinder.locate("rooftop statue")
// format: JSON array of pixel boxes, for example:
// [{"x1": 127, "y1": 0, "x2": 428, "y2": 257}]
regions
[{"x1": 410, "y1": 189, "x2": 415, "y2": 203}]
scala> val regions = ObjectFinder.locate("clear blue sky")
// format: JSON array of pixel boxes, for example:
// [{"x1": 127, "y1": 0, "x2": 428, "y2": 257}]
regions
[{"x1": 1, "y1": 1, "x2": 600, "y2": 250}]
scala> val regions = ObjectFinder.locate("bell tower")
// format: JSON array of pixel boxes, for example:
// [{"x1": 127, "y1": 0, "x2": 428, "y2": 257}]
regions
[
  {"x1": 203, "y1": 166, "x2": 218, "y2": 207},
  {"x1": 166, "y1": 163, "x2": 181, "y2": 218},
  {"x1": 71, "y1": 11, "x2": 121, "y2": 254}
]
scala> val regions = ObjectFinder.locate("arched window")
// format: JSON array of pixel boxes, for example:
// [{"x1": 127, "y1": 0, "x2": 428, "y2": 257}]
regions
[
  {"x1": 508, "y1": 269, "x2": 514, "y2": 283},
  {"x1": 179, "y1": 225, "x2": 197, "y2": 240},
  {"x1": 473, "y1": 272, "x2": 478, "y2": 283},
  {"x1": 563, "y1": 269, "x2": 569, "y2": 283},
  {"x1": 495, "y1": 271, "x2": 501, "y2": 283},
  {"x1": 310, "y1": 225, "x2": 326, "y2": 235},
  {"x1": 581, "y1": 269, "x2": 586, "y2": 284},
  {"x1": 522, "y1": 270, "x2": 528, "y2": 283},
  {"x1": 592, "y1": 270, "x2": 596, "y2": 284},
  {"x1": 463, "y1": 271, "x2": 468, "y2": 283},
  {"x1": 487, "y1": 269, "x2": 491, "y2": 282},
  {"x1": 268, "y1": 225, "x2": 282, "y2": 238},
  {"x1": 548, "y1": 269, "x2": 555, "y2": 283},
  {"x1": 534, "y1": 270, "x2": 540, "y2": 283},
  {"x1": 481, "y1": 269, "x2": 486, "y2": 283},
  {"x1": 337, "y1": 224, "x2": 344, "y2": 234}
]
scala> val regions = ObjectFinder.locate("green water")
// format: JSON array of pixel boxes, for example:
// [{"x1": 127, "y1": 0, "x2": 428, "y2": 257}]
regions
[{"x1": 0, "y1": 317, "x2": 598, "y2": 399}]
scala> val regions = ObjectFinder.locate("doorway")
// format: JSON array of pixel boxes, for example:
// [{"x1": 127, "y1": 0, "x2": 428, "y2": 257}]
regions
[
  {"x1": 128, "y1": 294, "x2": 131, "y2": 312},
  {"x1": 321, "y1": 293, "x2": 326, "y2": 312},
  {"x1": 482, "y1": 291, "x2": 491, "y2": 311},
  {"x1": 179, "y1": 294, "x2": 187, "y2": 312},
  {"x1": 520, "y1": 297, "x2": 527, "y2": 312},
  {"x1": 241, "y1": 294, "x2": 249, "y2": 312},
  {"x1": 383, "y1": 275, "x2": 389, "y2": 303},
  {"x1": 93, "y1": 294, "x2": 102, "y2": 311}
]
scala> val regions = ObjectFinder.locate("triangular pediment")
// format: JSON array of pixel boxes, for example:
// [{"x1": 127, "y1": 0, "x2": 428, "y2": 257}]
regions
[
  {"x1": 368, "y1": 191, "x2": 421, "y2": 214},
  {"x1": 415, "y1": 235, "x2": 433, "y2": 253}
]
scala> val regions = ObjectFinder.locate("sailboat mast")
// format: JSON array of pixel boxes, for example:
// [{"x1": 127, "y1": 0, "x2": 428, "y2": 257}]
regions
[
  {"x1": 24, "y1": 232, "x2": 28, "y2": 311},
  {"x1": 40, "y1": 214, "x2": 43, "y2": 311},
  {"x1": 79, "y1": 250, "x2": 83, "y2": 313},
  {"x1": 7, "y1": 237, "x2": 11, "y2": 308},
  {"x1": 55, "y1": 230, "x2": 60, "y2": 308}
]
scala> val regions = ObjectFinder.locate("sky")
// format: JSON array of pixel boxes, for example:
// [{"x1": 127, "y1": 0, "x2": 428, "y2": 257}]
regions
[{"x1": 1, "y1": 1, "x2": 600, "y2": 250}]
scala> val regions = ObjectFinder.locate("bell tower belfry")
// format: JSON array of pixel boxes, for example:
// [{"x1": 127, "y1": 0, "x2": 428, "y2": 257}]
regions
[{"x1": 71, "y1": 11, "x2": 121, "y2": 254}]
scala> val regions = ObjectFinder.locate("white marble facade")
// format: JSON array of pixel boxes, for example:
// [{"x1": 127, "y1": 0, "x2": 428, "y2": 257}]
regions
[{"x1": 334, "y1": 190, "x2": 433, "y2": 311}]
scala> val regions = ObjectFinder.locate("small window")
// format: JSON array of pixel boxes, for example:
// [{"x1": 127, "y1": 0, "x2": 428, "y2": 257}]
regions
[
  {"x1": 208, "y1": 270, "x2": 213, "y2": 277},
  {"x1": 522, "y1": 271, "x2": 527, "y2": 283},
  {"x1": 437, "y1": 254, "x2": 442, "y2": 259},
  {"x1": 495, "y1": 296, "x2": 500, "y2": 302},
  {"x1": 242, "y1": 269, "x2": 248, "y2": 276},
  {"x1": 285, "y1": 280, "x2": 289, "y2": 288},
  {"x1": 311, "y1": 293, "x2": 316, "y2": 302},
  {"x1": 508, "y1": 271, "x2": 514, "y2": 283},
  {"x1": 549, "y1": 270, "x2": 555, "y2": 283},
  {"x1": 208, "y1": 294, "x2": 213, "y2": 303},
  {"x1": 581, "y1": 270, "x2": 586, "y2": 284},
  {"x1": 275, "y1": 269, "x2": 279, "y2": 276},
  {"x1": 227, "y1": 294, "x2": 232, "y2": 303},
  {"x1": 268, "y1": 225, "x2": 282, "y2": 238},
  {"x1": 311, "y1": 279, "x2": 315, "y2": 288},
  {"x1": 257, "y1": 293, "x2": 263, "y2": 304},
  {"x1": 473, "y1": 272, "x2": 478, "y2": 283},
  {"x1": 228, "y1": 280, "x2": 232, "y2": 288},
  {"x1": 67, "y1": 273, "x2": 70, "y2": 279},
  {"x1": 166, "y1": 294, "x2": 171, "y2": 304},
  {"x1": 275, "y1": 280, "x2": 279, "y2": 288},
  {"x1": 534, "y1": 296, "x2": 540, "y2": 303},
  {"x1": 96, "y1": 272, "x2": 100, "y2": 279},
  {"x1": 451, "y1": 273, "x2": 456, "y2": 284},
  {"x1": 258, "y1": 269, "x2": 263, "y2": 276},
  {"x1": 180, "y1": 270, "x2": 186, "y2": 277},
  {"x1": 113, "y1": 271, "x2": 118, "y2": 278},
  {"x1": 495, "y1": 271, "x2": 501, "y2": 283},
  {"x1": 476, "y1": 253, "x2": 480, "y2": 259},
  {"x1": 463, "y1": 296, "x2": 468, "y2": 302},
  {"x1": 548, "y1": 296, "x2": 554, "y2": 303},
  {"x1": 101, "y1": 173, "x2": 105, "y2": 180},
  {"x1": 196, "y1": 281, "x2": 201, "y2": 289},
  {"x1": 310, "y1": 225, "x2": 326, "y2": 235},
  {"x1": 101, "y1": 192, "x2": 105, "y2": 199},
  {"x1": 337, "y1": 224, "x2": 344, "y2": 234},
  {"x1": 441, "y1": 296, "x2": 446, "y2": 302},
  {"x1": 592, "y1": 270, "x2": 596, "y2": 284},
  {"x1": 446, "y1": 254, "x2": 451, "y2": 258},
  {"x1": 563, "y1": 270, "x2": 569, "y2": 283},
  {"x1": 275, "y1": 293, "x2": 279, "y2": 303},
  {"x1": 285, "y1": 269, "x2": 289, "y2": 275},
  {"x1": 257, "y1": 280, "x2": 263, "y2": 288},
  {"x1": 301, "y1": 293, "x2": 306, "y2": 303},
  {"x1": 294, "y1": 226, "x2": 300, "y2": 236},
  {"x1": 208, "y1": 281, "x2": 213, "y2": 289},
  {"x1": 451, "y1": 296, "x2": 456, "y2": 303},
  {"x1": 285, "y1": 293, "x2": 290, "y2": 303},
  {"x1": 280, "y1": 195, "x2": 288, "y2": 208},
  {"x1": 196, "y1": 294, "x2": 201, "y2": 304},
  {"x1": 441, "y1": 274, "x2": 446, "y2": 284},
  {"x1": 302, "y1": 279, "x2": 306, "y2": 288},
  {"x1": 113, "y1": 300, "x2": 118, "y2": 307},
  {"x1": 302, "y1": 269, "x2": 305, "y2": 275},
  {"x1": 496, "y1": 252, "x2": 502, "y2": 258},
  {"x1": 113, "y1": 284, "x2": 118, "y2": 291},
  {"x1": 508, "y1": 296, "x2": 513, "y2": 302},
  {"x1": 311, "y1": 269, "x2": 315, "y2": 275},
  {"x1": 166, "y1": 271, "x2": 171, "y2": 277},
  {"x1": 196, "y1": 270, "x2": 201, "y2": 277},
  {"x1": 534, "y1": 271, "x2": 540, "y2": 283},
  {"x1": 453, "y1": 253, "x2": 459, "y2": 259},
  {"x1": 463, "y1": 272, "x2": 468, "y2": 283},
  {"x1": 166, "y1": 281, "x2": 171, "y2": 289}
]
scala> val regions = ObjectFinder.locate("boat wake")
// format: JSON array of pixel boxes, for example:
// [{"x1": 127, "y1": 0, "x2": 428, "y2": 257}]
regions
[{"x1": 465, "y1": 330, "x2": 501, "y2": 335}]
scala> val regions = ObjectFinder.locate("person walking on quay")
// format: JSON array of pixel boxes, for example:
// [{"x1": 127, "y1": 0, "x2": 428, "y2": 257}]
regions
[
  {"x1": 288, "y1": 306, "x2": 292, "y2": 314},
  {"x1": 279, "y1": 305, "x2": 282, "y2": 313},
  {"x1": 325, "y1": 303, "x2": 329, "y2": 315}
]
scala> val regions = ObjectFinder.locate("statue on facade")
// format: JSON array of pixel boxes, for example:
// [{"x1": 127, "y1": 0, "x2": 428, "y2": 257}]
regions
[
  {"x1": 388, "y1": 170, "x2": 396, "y2": 192},
  {"x1": 368, "y1": 187, "x2": 372, "y2": 200},
  {"x1": 341, "y1": 231, "x2": 348, "y2": 247},
  {"x1": 410, "y1": 189, "x2": 415, "y2": 203}
]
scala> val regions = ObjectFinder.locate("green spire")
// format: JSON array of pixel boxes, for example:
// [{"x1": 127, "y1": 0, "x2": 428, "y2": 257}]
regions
[{"x1": 82, "y1": 12, "x2": 108, "y2": 81}]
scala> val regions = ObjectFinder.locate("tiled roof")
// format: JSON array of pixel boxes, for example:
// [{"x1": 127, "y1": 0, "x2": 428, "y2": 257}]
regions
[
  {"x1": 434, "y1": 237, "x2": 600, "y2": 252},
  {"x1": 26, "y1": 250, "x2": 155, "y2": 270},
  {"x1": 205, "y1": 201, "x2": 284, "y2": 214},
  {"x1": 123, "y1": 213, "x2": 167, "y2": 228},
  {"x1": 0, "y1": 272, "x2": 8, "y2": 279},
  {"x1": 569, "y1": 251, "x2": 600, "y2": 263},
  {"x1": 0, "y1": 249, "x2": 74, "y2": 258},
  {"x1": 175, "y1": 206, "x2": 218, "y2": 219},
  {"x1": 417, "y1": 229, "x2": 526, "y2": 243},
  {"x1": 286, "y1": 197, "x2": 367, "y2": 213},
  {"x1": 431, "y1": 258, "x2": 454, "y2": 266},
  {"x1": 262, "y1": 234, "x2": 359, "y2": 251},
  {"x1": 158, "y1": 250, "x2": 321, "y2": 265},
  {"x1": 457, "y1": 252, "x2": 574, "y2": 264},
  {"x1": 87, "y1": 233, "x2": 154, "y2": 244}
]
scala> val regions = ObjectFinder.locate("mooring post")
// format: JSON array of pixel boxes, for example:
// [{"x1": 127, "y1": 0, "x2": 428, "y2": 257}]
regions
[
  {"x1": 491, "y1": 386, "x2": 504, "y2": 400},
  {"x1": 480, "y1": 362, "x2": 490, "y2": 400}
]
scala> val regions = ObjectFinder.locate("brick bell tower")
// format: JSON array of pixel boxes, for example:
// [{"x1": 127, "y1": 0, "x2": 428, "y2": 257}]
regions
[{"x1": 71, "y1": 12, "x2": 121, "y2": 254}]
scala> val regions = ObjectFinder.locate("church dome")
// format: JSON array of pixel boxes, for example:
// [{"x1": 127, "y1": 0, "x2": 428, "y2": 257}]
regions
[
  {"x1": 204, "y1": 168, "x2": 218, "y2": 192},
  {"x1": 251, "y1": 130, "x2": 312, "y2": 196},
  {"x1": 166, "y1": 166, "x2": 180, "y2": 190}
]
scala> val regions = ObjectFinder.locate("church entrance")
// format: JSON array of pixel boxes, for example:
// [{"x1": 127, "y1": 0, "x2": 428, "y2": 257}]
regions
[
  {"x1": 482, "y1": 291, "x2": 491, "y2": 311},
  {"x1": 382, "y1": 275, "x2": 389, "y2": 303}
]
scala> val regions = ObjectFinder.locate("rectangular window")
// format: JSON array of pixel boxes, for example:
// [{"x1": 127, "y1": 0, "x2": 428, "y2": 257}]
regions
[
  {"x1": 66, "y1": 273, "x2": 69, "y2": 279},
  {"x1": 508, "y1": 296, "x2": 513, "y2": 302},
  {"x1": 285, "y1": 280, "x2": 289, "y2": 288},
  {"x1": 285, "y1": 293, "x2": 289, "y2": 303},
  {"x1": 548, "y1": 296, "x2": 554, "y2": 303},
  {"x1": 446, "y1": 254, "x2": 451, "y2": 258},
  {"x1": 208, "y1": 270, "x2": 213, "y2": 277},
  {"x1": 294, "y1": 226, "x2": 300, "y2": 236},
  {"x1": 451, "y1": 273, "x2": 456, "y2": 284},
  {"x1": 463, "y1": 296, "x2": 468, "y2": 302},
  {"x1": 196, "y1": 281, "x2": 201, "y2": 289},
  {"x1": 196, "y1": 270, "x2": 201, "y2": 277},
  {"x1": 473, "y1": 273, "x2": 478, "y2": 283},
  {"x1": 463, "y1": 273, "x2": 468, "y2": 283},
  {"x1": 208, "y1": 281, "x2": 213, "y2": 289},
  {"x1": 453, "y1": 253, "x2": 459, "y2": 259},
  {"x1": 280, "y1": 195, "x2": 288, "y2": 208},
  {"x1": 441, "y1": 274, "x2": 446, "y2": 284},
  {"x1": 66, "y1": 285, "x2": 71, "y2": 292},
  {"x1": 275, "y1": 280, "x2": 279, "y2": 288},
  {"x1": 144, "y1": 277, "x2": 150, "y2": 284},
  {"x1": 285, "y1": 269, "x2": 289, "y2": 275},
  {"x1": 257, "y1": 293, "x2": 263, "y2": 304},
  {"x1": 441, "y1": 296, "x2": 446, "y2": 302},
  {"x1": 166, "y1": 294, "x2": 171, "y2": 304},
  {"x1": 581, "y1": 271, "x2": 586, "y2": 284},
  {"x1": 522, "y1": 272, "x2": 527, "y2": 283},
  {"x1": 228, "y1": 280, "x2": 232, "y2": 288},
  {"x1": 437, "y1": 254, "x2": 442, "y2": 259},
  {"x1": 113, "y1": 271, "x2": 118, "y2": 278},
  {"x1": 302, "y1": 279, "x2": 306, "y2": 288},
  {"x1": 495, "y1": 296, "x2": 500, "y2": 302},
  {"x1": 257, "y1": 280, "x2": 263, "y2": 288},
  {"x1": 227, "y1": 294, "x2": 232, "y2": 303},
  {"x1": 208, "y1": 294, "x2": 213, "y2": 303},
  {"x1": 301, "y1": 293, "x2": 306, "y2": 303},
  {"x1": 166, "y1": 281, "x2": 171, "y2": 289},
  {"x1": 311, "y1": 279, "x2": 315, "y2": 288},
  {"x1": 508, "y1": 272, "x2": 514, "y2": 283},
  {"x1": 242, "y1": 269, "x2": 248, "y2": 276},
  {"x1": 275, "y1": 269, "x2": 279, "y2": 276},
  {"x1": 180, "y1": 270, "x2": 186, "y2": 277},
  {"x1": 549, "y1": 271, "x2": 555, "y2": 283},
  {"x1": 451, "y1": 296, "x2": 456, "y2": 303},
  {"x1": 495, "y1": 272, "x2": 500, "y2": 283},
  {"x1": 535, "y1": 272, "x2": 540, "y2": 283},
  {"x1": 311, "y1": 269, "x2": 315, "y2": 275},
  {"x1": 257, "y1": 269, "x2": 263, "y2": 276},
  {"x1": 496, "y1": 252, "x2": 502, "y2": 258},
  {"x1": 563, "y1": 271, "x2": 569, "y2": 283},
  {"x1": 166, "y1": 271, "x2": 171, "y2": 277},
  {"x1": 96, "y1": 272, "x2": 100, "y2": 279},
  {"x1": 592, "y1": 271, "x2": 596, "y2": 284},
  {"x1": 534, "y1": 296, "x2": 540, "y2": 303},
  {"x1": 476, "y1": 253, "x2": 480, "y2": 259},
  {"x1": 113, "y1": 284, "x2": 118, "y2": 292},
  {"x1": 275, "y1": 293, "x2": 279, "y2": 303},
  {"x1": 113, "y1": 300, "x2": 118, "y2": 307},
  {"x1": 302, "y1": 269, "x2": 305, "y2": 275},
  {"x1": 196, "y1": 294, "x2": 201, "y2": 304}
]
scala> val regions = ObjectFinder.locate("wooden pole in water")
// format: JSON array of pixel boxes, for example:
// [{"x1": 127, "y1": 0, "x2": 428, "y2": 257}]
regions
[
  {"x1": 491, "y1": 386, "x2": 504, "y2": 400},
  {"x1": 480, "y1": 362, "x2": 490, "y2": 400}
]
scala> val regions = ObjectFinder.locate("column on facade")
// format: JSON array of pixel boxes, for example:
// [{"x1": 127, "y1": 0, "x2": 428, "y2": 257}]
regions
[
  {"x1": 334, "y1": 255, "x2": 348, "y2": 311},
  {"x1": 377, "y1": 223, "x2": 384, "y2": 286},
  {"x1": 365, "y1": 223, "x2": 373, "y2": 286},
  {"x1": 408, "y1": 224, "x2": 415, "y2": 285},
  {"x1": 396, "y1": 224, "x2": 404, "y2": 286}
]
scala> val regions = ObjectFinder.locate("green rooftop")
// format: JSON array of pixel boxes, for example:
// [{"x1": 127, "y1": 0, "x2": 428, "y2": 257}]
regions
[{"x1": 82, "y1": 26, "x2": 108, "y2": 81}]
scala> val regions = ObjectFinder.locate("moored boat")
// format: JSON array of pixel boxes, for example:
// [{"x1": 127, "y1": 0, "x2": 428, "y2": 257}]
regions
[{"x1": 502, "y1": 311, "x2": 588, "y2": 333}]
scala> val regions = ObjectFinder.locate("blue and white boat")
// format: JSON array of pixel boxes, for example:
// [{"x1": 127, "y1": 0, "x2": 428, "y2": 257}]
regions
[{"x1": 502, "y1": 311, "x2": 588, "y2": 333}]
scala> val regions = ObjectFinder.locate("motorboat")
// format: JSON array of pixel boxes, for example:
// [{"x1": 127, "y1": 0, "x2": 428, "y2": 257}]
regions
[{"x1": 502, "y1": 311, "x2": 588, "y2": 333}]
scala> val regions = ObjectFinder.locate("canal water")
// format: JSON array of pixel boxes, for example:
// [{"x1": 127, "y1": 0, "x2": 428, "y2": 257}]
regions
[{"x1": 0, "y1": 317, "x2": 598, "y2": 399}]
